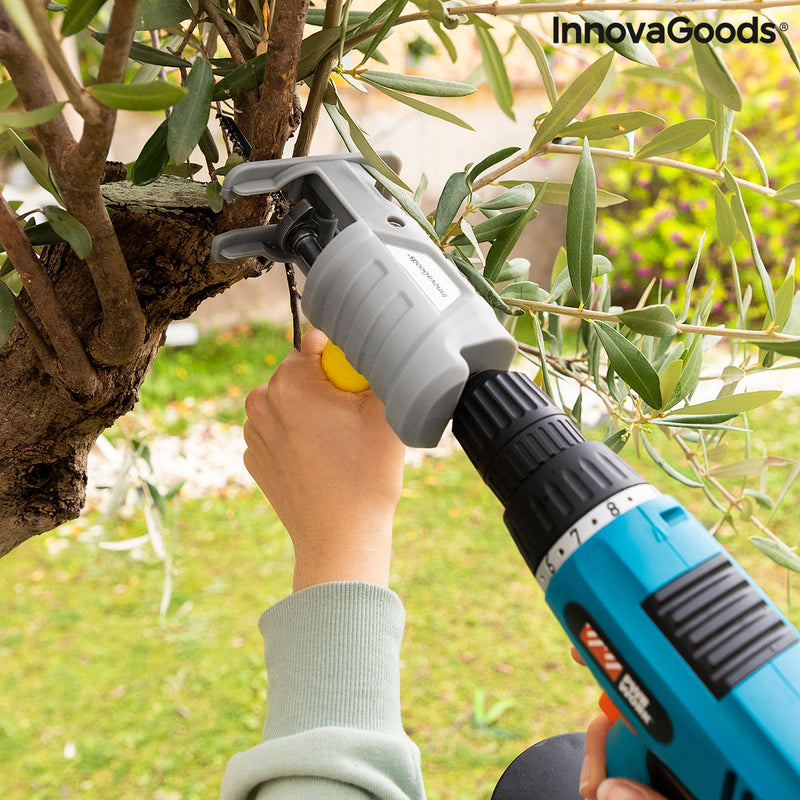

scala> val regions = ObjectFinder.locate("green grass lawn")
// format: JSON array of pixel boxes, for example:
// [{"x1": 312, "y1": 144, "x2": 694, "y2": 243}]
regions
[{"x1": 3, "y1": 322, "x2": 800, "y2": 800}]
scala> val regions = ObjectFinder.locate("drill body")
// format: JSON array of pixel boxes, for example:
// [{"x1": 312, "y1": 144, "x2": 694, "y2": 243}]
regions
[{"x1": 211, "y1": 155, "x2": 800, "y2": 800}]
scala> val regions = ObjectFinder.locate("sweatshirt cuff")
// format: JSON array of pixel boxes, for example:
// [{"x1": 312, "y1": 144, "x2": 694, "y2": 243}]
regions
[{"x1": 258, "y1": 581, "x2": 406, "y2": 740}]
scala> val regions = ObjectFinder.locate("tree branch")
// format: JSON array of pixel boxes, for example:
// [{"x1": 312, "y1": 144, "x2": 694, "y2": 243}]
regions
[
  {"x1": 0, "y1": 8, "x2": 77, "y2": 175},
  {"x1": 0, "y1": 194, "x2": 98, "y2": 396},
  {"x1": 250, "y1": 0, "x2": 309, "y2": 161},
  {"x1": 503, "y1": 296, "x2": 800, "y2": 343},
  {"x1": 201, "y1": 0, "x2": 246, "y2": 65},
  {"x1": 24, "y1": 0, "x2": 90, "y2": 116},
  {"x1": 78, "y1": 0, "x2": 142, "y2": 181},
  {"x1": 293, "y1": 0, "x2": 344, "y2": 157}
]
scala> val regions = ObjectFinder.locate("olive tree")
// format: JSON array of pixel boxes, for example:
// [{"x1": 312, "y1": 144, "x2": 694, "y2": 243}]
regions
[{"x1": 2, "y1": 0, "x2": 800, "y2": 579}]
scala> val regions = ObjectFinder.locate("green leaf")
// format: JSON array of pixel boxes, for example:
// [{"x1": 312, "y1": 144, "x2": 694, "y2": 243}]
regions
[
  {"x1": 8, "y1": 130, "x2": 59, "y2": 197},
  {"x1": 706, "y1": 92, "x2": 734, "y2": 165},
  {"x1": 561, "y1": 112, "x2": 664, "y2": 141},
  {"x1": 449, "y1": 208, "x2": 526, "y2": 246},
  {"x1": 577, "y1": 11, "x2": 658, "y2": 67},
  {"x1": 360, "y1": 70, "x2": 475, "y2": 97},
  {"x1": 531, "y1": 51, "x2": 614, "y2": 151},
  {"x1": 167, "y1": 58, "x2": 213, "y2": 163},
  {"x1": 199, "y1": 126, "x2": 219, "y2": 164},
  {"x1": 0, "y1": 81, "x2": 19, "y2": 113},
  {"x1": 500, "y1": 280, "x2": 549, "y2": 302},
  {"x1": 603, "y1": 427, "x2": 630, "y2": 453},
  {"x1": 640, "y1": 431, "x2": 703, "y2": 488},
  {"x1": 297, "y1": 28, "x2": 342, "y2": 81},
  {"x1": 713, "y1": 184, "x2": 737, "y2": 247},
  {"x1": 767, "y1": 14, "x2": 800, "y2": 74},
  {"x1": 42, "y1": 206, "x2": 91, "y2": 259},
  {"x1": 475, "y1": 26, "x2": 515, "y2": 120},
  {"x1": 361, "y1": 78, "x2": 473, "y2": 130},
  {"x1": 0, "y1": 279, "x2": 15, "y2": 348},
  {"x1": 496, "y1": 257, "x2": 530, "y2": 284},
  {"x1": 213, "y1": 53, "x2": 266, "y2": 100},
  {"x1": 466, "y1": 146, "x2": 520, "y2": 184},
  {"x1": 91, "y1": 32, "x2": 191, "y2": 68},
  {"x1": 476, "y1": 183, "x2": 535, "y2": 211},
  {"x1": 666, "y1": 390, "x2": 781, "y2": 419},
  {"x1": 499, "y1": 180, "x2": 625, "y2": 208},
  {"x1": 565, "y1": 139, "x2": 596, "y2": 305},
  {"x1": 514, "y1": 25, "x2": 557, "y2": 107},
  {"x1": 62, "y1": 0, "x2": 109, "y2": 36},
  {"x1": 130, "y1": 119, "x2": 169, "y2": 185},
  {"x1": 726, "y1": 168, "x2": 776, "y2": 322},
  {"x1": 634, "y1": 119, "x2": 715, "y2": 160},
  {"x1": 712, "y1": 456, "x2": 793, "y2": 479},
  {"x1": 134, "y1": 0, "x2": 192, "y2": 30},
  {"x1": 618, "y1": 304, "x2": 677, "y2": 338},
  {"x1": 659, "y1": 359, "x2": 683, "y2": 407},
  {"x1": 205, "y1": 181, "x2": 223, "y2": 213},
  {"x1": 0, "y1": 101, "x2": 66, "y2": 130},
  {"x1": 451, "y1": 255, "x2": 522, "y2": 316},
  {"x1": 750, "y1": 536, "x2": 800, "y2": 575},
  {"x1": 733, "y1": 129, "x2": 769, "y2": 187},
  {"x1": 549, "y1": 254, "x2": 612, "y2": 300},
  {"x1": 485, "y1": 187, "x2": 545, "y2": 282},
  {"x1": 88, "y1": 80, "x2": 187, "y2": 111},
  {"x1": 593, "y1": 321, "x2": 662, "y2": 409},
  {"x1": 750, "y1": 337, "x2": 800, "y2": 358},
  {"x1": 435, "y1": 171, "x2": 470, "y2": 238},
  {"x1": 324, "y1": 86, "x2": 410, "y2": 192},
  {"x1": 775, "y1": 181, "x2": 800, "y2": 202},
  {"x1": 679, "y1": 232, "x2": 706, "y2": 324},
  {"x1": 690, "y1": 37, "x2": 742, "y2": 111},
  {"x1": 357, "y1": 0, "x2": 408, "y2": 65}
]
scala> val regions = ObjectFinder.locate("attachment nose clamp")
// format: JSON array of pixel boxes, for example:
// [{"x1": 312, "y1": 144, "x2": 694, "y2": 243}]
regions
[{"x1": 210, "y1": 200, "x2": 336, "y2": 274}]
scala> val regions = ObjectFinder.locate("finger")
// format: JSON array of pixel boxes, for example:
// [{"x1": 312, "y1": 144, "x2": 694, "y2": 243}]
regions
[
  {"x1": 299, "y1": 326, "x2": 328, "y2": 357},
  {"x1": 570, "y1": 645, "x2": 586, "y2": 667},
  {"x1": 580, "y1": 714, "x2": 614, "y2": 799},
  {"x1": 597, "y1": 777, "x2": 664, "y2": 800}
]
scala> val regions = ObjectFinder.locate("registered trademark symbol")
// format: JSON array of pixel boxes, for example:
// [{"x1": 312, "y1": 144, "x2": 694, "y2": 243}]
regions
[{"x1": 781, "y1": 22, "x2": 789, "y2": 31}]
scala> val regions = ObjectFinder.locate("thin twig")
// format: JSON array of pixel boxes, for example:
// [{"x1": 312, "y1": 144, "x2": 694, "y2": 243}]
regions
[
  {"x1": 504, "y1": 297, "x2": 800, "y2": 343},
  {"x1": 673, "y1": 433, "x2": 787, "y2": 546},
  {"x1": 0, "y1": 9, "x2": 77, "y2": 172},
  {"x1": 0, "y1": 194, "x2": 98, "y2": 395},
  {"x1": 346, "y1": 0, "x2": 800, "y2": 49},
  {"x1": 24, "y1": 0, "x2": 90, "y2": 116},
  {"x1": 285, "y1": 263, "x2": 302, "y2": 350},
  {"x1": 517, "y1": 342, "x2": 617, "y2": 417},
  {"x1": 200, "y1": 0, "x2": 246, "y2": 65},
  {"x1": 78, "y1": 0, "x2": 142, "y2": 179},
  {"x1": 293, "y1": 0, "x2": 345, "y2": 157},
  {"x1": 472, "y1": 142, "x2": 800, "y2": 210}
]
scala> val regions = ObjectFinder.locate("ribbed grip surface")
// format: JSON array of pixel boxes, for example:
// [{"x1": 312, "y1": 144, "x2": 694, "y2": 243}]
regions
[
  {"x1": 643, "y1": 554, "x2": 799, "y2": 698},
  {"x1": 453, "y1": 371, "x2": 646, "y2": 573}
]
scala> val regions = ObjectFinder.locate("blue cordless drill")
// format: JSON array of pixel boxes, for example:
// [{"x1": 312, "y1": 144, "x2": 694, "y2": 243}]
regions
[{"x1": 211, "y1": 154, "x2": 800, "y2": 800}]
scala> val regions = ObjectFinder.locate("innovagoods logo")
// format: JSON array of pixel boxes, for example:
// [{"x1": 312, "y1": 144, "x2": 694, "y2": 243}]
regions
[{"x1": 552, "y1": 16, "x2": 781, "y2": 45}]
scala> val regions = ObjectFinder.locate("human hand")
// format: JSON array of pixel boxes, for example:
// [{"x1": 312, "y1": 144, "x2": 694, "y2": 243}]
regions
[
  {"x1": 580, "y1": 715, "x2": 669, "y2": 800},
  {"x1": 573, "y1": 647, "x2": 669, "y2": 800},
  {"x1": 243, "y1": 327, "x2": 406, "y2": 592}
]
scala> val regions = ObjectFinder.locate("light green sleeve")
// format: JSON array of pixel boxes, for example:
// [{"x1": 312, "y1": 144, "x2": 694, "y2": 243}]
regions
[{"x1": 220, "y1": 581, "x2": 426, "y2": 800}]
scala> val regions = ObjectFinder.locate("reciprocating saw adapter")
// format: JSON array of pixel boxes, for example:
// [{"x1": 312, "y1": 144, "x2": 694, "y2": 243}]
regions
[{"x1": 211, "y1": 154, "x2": 800, "y2": 800}]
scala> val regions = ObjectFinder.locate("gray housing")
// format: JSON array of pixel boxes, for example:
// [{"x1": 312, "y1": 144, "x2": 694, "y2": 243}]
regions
[{"x1": 211, "y1": 153, "x2": 517, "y2": 447}]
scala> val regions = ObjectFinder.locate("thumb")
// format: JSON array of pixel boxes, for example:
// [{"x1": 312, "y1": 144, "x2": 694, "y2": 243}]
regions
[{"x1": 597, "y1": 778, "x2": 668, "y2": 800}]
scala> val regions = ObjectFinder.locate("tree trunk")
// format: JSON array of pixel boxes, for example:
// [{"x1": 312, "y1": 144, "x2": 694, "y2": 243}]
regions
[{"x1": 0, "y1": 177, "x2": 264, "y2": 557}]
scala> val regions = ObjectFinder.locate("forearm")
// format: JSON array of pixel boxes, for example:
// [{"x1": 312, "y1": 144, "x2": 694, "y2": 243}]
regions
[{"x1": 220, "y1": 582, "x2": 425, "y2": 800}]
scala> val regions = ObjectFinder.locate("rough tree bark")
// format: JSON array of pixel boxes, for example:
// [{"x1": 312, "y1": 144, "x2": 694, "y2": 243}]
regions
[
  {"x1": 0, "y1": 180, "x2": 262, "y2": 557},
  {"x1": 0, "y1": 0, "x2": 313, "y2": 557}
]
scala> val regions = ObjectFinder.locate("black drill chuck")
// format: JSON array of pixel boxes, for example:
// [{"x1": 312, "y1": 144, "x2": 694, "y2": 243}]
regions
[{"x1": 452, "y1": 371, "x2": 646, "y2": 574}]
